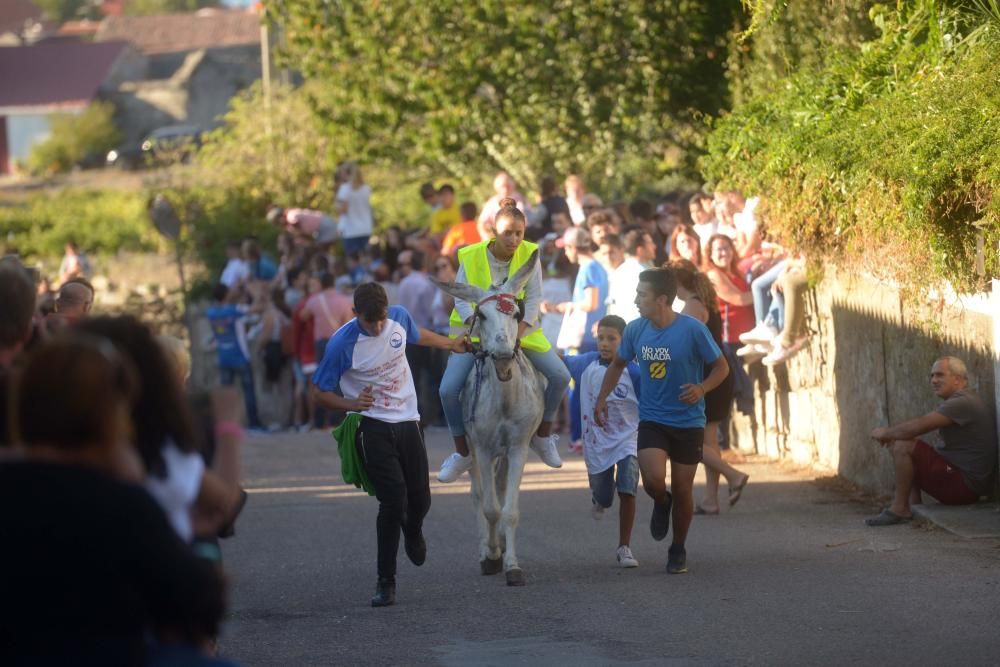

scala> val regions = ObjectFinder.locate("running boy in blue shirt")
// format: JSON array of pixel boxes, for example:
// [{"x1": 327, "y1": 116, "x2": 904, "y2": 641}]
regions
[
  {"x1": 564, "y1": 315, "x2": 642, "y2": 568},
  {"x1": 594, "y1": 268, "x2": 729, "y2": 574}
]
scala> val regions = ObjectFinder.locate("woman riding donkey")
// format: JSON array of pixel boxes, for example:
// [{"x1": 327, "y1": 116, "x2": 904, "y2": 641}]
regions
[{"x1": 437, "y1": 197, "x2": 571, "y2": 482}]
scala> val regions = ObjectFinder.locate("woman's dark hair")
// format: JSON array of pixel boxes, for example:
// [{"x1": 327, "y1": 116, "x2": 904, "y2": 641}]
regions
[
  {"x1": 669, "y1": 223, "x2": 702, "y2": 263},
  {"x1": 705, "y1": 233, "x2": 741, "y2": 276},
  {"x1": 668, "y1": 259, "x2": 719, "y2": 314},
  {"x1": 12, "y1": 335, "x2": 137, "y2": 449},
  {"x1": 354, "y1": 282, "x2": 389, "y2": 321},
  {"x1": 76, "y1": 316, "x2": 200, "y2": 478},
  {"x1": 495, "y1": 196, "x2": 525, "y2": 227}
]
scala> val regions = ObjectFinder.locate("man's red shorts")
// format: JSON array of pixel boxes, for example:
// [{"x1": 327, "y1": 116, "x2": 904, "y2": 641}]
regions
[{"x1": 912, "y1": 440, "x2": 979, "y2": 505}]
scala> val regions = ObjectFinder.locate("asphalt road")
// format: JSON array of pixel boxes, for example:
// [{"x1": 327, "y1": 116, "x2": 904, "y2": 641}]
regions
[{"x1": 219, "y1": 427, "x2": 1000, "y2": 666}]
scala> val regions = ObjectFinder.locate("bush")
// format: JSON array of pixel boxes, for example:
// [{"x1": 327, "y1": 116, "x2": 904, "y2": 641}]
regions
[
  {"x1": 25, "y1": 102, "x2": 121, "y2": 176},
  {"x1": 0, "y1": 189, "x2": 160, "y2": 265},
  {"x1": 702, "y1": 2, "x2": 1000, "y2": 292}
]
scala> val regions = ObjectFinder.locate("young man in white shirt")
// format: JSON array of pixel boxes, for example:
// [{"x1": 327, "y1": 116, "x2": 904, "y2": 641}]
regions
[{"x1": 311, "y1": 283, "x2": 467, "y2": 607}]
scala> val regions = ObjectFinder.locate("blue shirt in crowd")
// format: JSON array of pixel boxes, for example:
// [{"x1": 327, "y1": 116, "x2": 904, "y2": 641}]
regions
[
  {"x1": 206, "y1": 304, "x2": 249, "y2": 369},
  {"x1": 574, "y1": 259, "x2": 609, "y2": 349},
  {"x1": 617, "y1": 314, "x2": 721, "y2": 428}
]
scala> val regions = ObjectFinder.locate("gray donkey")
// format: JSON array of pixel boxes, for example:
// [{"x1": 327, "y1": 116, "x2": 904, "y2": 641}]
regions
[{"x1": 433, "y1": 251, "x2": 545, "y2": 586}]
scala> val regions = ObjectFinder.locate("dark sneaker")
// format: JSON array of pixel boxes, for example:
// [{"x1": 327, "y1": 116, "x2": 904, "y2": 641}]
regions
[
  {"x1": 650, "y1": 492, "x2": 672, "y2": 541},
  {"x1": 667, "y1": 544, "x2": 687, "y2": 574},
  {"x1": 371, "y1": 578, "x2": 396, "y2": 607},
  {"x1": 404, "y1": 531, "x2": 427, "y2": 566}
]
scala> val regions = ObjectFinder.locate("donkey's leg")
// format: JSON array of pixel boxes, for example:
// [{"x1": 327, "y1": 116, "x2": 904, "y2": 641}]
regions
[
  {"x1": 468, "y1": 457, "x2": 491, "y2": 569},
  {"x1": 501, "y1": 444, "x2": 529, "y2": 586},
  {"x1": 475, "y1": 451, "x2": 503, "y2": 575}
]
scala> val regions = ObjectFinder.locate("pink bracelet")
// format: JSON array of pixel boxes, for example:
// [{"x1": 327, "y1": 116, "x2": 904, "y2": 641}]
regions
[{"x1": 214, "y1": 421, "x2": 245, "y2": 438}]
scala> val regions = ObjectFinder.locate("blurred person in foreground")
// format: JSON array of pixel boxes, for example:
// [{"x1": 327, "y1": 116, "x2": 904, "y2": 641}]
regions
[
  {"x1": 1, "y1": 335, "x2": 234, "y2": 666},
  {"x1": 0, "y1": 256, "x2": 37, "y2": 447}
]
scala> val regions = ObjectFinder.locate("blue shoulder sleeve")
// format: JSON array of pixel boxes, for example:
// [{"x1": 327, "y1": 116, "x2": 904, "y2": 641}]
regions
[
  {"x1": 388, "y1": 305, "x2": 421, "y2": 343},
  {"x1": 564, "y1": 351, "x2": 600, "y2": 385},
  {"x1": 312, "y1": 328, "x2": 357, "y2": 391}
]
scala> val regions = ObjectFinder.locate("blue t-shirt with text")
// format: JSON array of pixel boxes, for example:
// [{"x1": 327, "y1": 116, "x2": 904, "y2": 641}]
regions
[{"x1": 617, "y1": 314, "x2": 721, "y2": 428}]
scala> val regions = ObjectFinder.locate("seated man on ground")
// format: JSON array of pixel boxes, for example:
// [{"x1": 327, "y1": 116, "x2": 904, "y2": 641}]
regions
[{"x1": 866, "y1": 356, "x2": 997, "y2": 526}]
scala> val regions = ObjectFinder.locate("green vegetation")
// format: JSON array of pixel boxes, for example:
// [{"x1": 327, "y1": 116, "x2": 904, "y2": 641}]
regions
[
  {"x1": 35, "y1": 0, "x2": 219, "y2": 21},
  {"x1": 26, "y1": 102, "x2": 121, "y2": 177},
  {"x1": 703, "y1": 1, "x2": 1000, "y2": 291},
  {"x1": 0, "y1": 190, "x2": 160, "y2": 261},
  {"x1": 268, "y1": 0, "x2": 739, "y2": 198}
]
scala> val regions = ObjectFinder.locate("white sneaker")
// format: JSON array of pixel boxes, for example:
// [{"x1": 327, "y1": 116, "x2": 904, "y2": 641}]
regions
[
  {"x1": 616, "y1": 545, "x2": 639, "y2": 568},
  {"x1": 437, "y1": 452, "x2": 473, "y2": 483},
  {"x1": 736, "y1": 342, "x2": 768, "y2": 357},
  {"x1": 591, "y1": 501, "x2": 606, "y2": 521},
  {"x1": 530, "y1": 434, "x2": 563, "y2": 468},
  {"x1": 763, "y1": 336, "x2": 809, "y2": 366},
  {"x1": 739, "y1": 324, "x2": 779, "y2": 345},
  {"x1": 736, "y1": 343, "x2": 769, "y2": 363}
]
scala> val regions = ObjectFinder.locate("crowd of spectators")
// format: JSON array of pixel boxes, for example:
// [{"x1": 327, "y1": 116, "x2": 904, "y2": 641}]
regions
[{"x1": 211, "y1": 168, "x2": 810, "y2": 456}]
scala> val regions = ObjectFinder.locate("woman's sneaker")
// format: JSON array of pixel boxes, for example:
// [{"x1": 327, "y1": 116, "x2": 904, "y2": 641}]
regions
[
  {"x1": 530, "y1": 434, "x2": 564, "y2": 468},
  {"x1": 437, "y1": 452, "x2": 473, "y2": 483},
  {"x1": 736, "y1": 343, "x2": 769, "y2": 362},
  {"x1": 616, "y1": 545, "x2": 639, "y2": 568},
  {"x1": 739, "y1": 323, "x2": 778, "y2": 345}
]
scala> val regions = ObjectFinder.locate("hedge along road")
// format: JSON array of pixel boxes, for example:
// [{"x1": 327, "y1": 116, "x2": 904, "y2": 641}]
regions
[{"x1": 220, "y1": 427, "x2": 1000, "y2": 666}]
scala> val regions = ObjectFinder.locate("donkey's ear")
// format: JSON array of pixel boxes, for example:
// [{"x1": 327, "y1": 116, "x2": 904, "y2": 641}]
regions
[
  {"x1": 431, "y1": 277, "x2": 488, "y2": 304},
  {"x1": 503, "y1": 250, "x2": 539, "y2": 295}
]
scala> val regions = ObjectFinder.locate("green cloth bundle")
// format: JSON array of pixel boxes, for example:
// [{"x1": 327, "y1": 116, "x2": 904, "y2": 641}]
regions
[{"x1": 332, "y1": 413, "x2": 374, "y2": 496}]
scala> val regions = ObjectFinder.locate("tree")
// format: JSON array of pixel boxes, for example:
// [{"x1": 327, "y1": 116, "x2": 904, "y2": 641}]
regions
[
  {"x1": 33, "y1": 0, "x2": 93, "y2": 22},
  {"x1": 124, "y1": 0, "x2": 220, "y2": 15},
  {"x1": 26, "y1": 101, "x2": 121, "y2": 176},
  {"x1": 702, "y1": 1, "x2": 1000, "y2": 291},
  {"x1": 268, "y1": 1, "x2": 742, "y2": 196}
]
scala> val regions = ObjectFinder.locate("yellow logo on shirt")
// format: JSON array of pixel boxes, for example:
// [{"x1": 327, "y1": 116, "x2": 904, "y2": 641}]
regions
[{"x1": 649, "y1": 361, "x2": 667, "y2": 379}]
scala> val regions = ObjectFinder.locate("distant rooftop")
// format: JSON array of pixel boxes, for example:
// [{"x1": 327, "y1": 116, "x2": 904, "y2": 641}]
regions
[
  {"x1": 0, "y1": 40, "x2": 127, "y2": 110},
  {"x1": 0, "y1": 0, "x2": 43, "y2": 36},
  {"x1": 95, "y1": 9, "x2": 261, "y2": 55}
]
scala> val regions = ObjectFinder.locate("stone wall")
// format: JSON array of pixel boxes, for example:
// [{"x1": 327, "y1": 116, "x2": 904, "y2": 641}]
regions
[{"x1": 732, "y1": 268, "x2": 998, "y2": 496}]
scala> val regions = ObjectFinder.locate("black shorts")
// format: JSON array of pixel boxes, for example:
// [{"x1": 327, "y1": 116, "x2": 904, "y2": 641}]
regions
[
  {"x1": 637, "y1": 421, "x2": 704, "y2": 465},
  {"x1": 704, "y1": 369, "x2": 734, "y2": 423}
]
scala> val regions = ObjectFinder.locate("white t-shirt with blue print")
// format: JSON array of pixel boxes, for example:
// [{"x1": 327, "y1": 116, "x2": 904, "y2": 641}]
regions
[
  {"x1": 617, "y1": 314, "x2": 721, "y2": 428},
  {"x1": 312, "y1": 305, "x2": 421, "y2": 423},
  {"x1": 565, "y1": 352, "x2": 641, "y2": 475}
]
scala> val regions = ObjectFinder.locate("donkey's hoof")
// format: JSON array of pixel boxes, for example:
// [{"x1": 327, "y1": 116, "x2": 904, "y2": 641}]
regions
[
  {"x1": 505, "y1": 568, "x2": 526, "y2": 586},
  {"x1": 480, "y1": 557, "x2": 503, "y2": 576}
]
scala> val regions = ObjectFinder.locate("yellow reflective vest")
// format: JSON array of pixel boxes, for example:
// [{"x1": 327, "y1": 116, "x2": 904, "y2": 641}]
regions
[{"x1": 449, "y1": 239, "x2": 550, "y2": 353}]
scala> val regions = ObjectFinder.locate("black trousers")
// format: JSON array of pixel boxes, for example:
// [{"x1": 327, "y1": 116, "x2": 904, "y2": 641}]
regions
[{"x1": 355, "y1": 418, "x2": 431, "y2": 580}]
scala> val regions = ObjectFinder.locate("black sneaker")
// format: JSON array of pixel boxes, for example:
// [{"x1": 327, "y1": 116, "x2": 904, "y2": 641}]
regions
[
  {"x1": 667, "y1": 544, "x2": 687, "y2": 574},
  {"x1": 404, "y1": 531, "x2": 427, "y2": 567},
  {"x1": 650, "y1": 492, "x2": 672, "y2": 541},
  {"x1": 371, "y1": 578, "x2": 396, "y2": 607}
]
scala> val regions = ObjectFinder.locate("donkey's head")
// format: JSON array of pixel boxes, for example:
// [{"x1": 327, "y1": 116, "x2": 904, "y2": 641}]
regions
[{"x1": 433, "y1": 250, "x2": 538, "y2": 382}]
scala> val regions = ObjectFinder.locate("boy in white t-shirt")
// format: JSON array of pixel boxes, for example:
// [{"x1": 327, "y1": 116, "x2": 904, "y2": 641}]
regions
[
  {"x1": 311, "y1": 283, "x2": 468, "y2": 607},
  {"x1": 564, "y1": 315, "x2": 642, "y2": 568}
]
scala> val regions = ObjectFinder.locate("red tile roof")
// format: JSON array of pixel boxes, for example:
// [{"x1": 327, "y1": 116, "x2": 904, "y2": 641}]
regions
[
  {"x1": 0, "y1": 40, "x2": 127, "y2": 110},
  {"x1": 95, "y1": 9, "x2": 261, "y2": 55}
]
